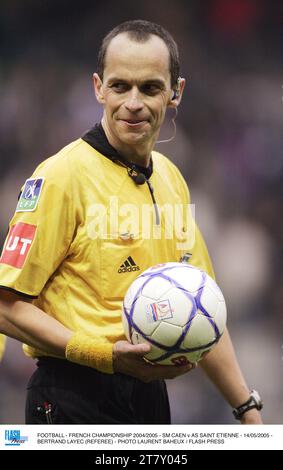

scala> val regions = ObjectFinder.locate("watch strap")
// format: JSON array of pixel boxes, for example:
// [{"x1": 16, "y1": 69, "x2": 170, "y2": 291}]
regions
[{"x1": 232, "y1": 390, "x2": 263, "y2": 420}]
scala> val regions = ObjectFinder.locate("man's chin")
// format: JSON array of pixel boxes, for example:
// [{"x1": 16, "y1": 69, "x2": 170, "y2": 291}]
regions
[{"x1": 117, "y1": 129, "x2": 149, "y2": 145}]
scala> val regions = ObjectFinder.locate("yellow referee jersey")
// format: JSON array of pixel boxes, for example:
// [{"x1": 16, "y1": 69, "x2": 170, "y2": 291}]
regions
[
  {"x1": 0, "y1": 134, "x2": 214, "y2": 359},
  {"x1": 0, "y1": 334, "x2": 6, "y2": 361}
]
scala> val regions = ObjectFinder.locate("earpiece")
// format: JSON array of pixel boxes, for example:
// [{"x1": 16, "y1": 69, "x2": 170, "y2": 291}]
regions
[
  {"x1": 172, "y1": 76, "x2": 182, "y2": 100},
  {"x1": 172, "y1": 90, "x2": 178, "y2": 100}
]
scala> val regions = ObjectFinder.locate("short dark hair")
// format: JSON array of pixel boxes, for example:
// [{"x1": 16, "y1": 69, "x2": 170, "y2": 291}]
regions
[{"x1": 97, "y1": 20, "x2": 180, "y2": 88}]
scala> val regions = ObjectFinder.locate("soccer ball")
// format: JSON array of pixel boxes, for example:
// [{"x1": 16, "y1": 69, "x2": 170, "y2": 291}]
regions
[{"x1": 122, "y1": 262, "x2": 227, "y2": 365}]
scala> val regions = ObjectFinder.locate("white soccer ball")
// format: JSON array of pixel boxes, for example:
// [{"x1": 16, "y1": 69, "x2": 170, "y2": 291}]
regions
[{"x1": 122, "y1": 262, "x2": 227, "y2": 365}]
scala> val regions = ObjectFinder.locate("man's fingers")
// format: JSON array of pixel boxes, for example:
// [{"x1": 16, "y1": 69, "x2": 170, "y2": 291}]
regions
[
  {"x1": 153, "y1": 363, "x2": 194, "y2": 374},
  {"x1": 113, "y1": 340, "x2": 197, "y2": 381},
  {"x1": 124, "y1": 342, "x2": 151, "y2": 356},
  {"x1": 143, "y1": 359, "x2": 197, "y2": 371},
  {"x1": 137, "y1": 362, "x2": 196, "y2": 382}
]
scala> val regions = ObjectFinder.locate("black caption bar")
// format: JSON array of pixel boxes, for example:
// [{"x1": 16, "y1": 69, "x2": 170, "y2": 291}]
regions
[{"x1": 0, "y1": 450, "x2": 272, "y2": 465}]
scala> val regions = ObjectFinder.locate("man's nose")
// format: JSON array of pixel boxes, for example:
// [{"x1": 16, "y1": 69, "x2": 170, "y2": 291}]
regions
[{"x1": 124, "y1": 87, "x2": 144, "y2": 112}]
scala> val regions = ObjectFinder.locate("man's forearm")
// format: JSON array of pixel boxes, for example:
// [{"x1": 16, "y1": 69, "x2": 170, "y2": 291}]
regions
[
  {"x1": 200, "y1": 328, "x2": 251, "y2": 407},
  {"x1": 0, "y1": 290, "x2": 72, "y2": 356},
  {"x1": 0, "y1": 290, "x2": 113, "y2": 374},
  {"x1": 200, "y1": 327, "x2": 262, "y2": 423}
]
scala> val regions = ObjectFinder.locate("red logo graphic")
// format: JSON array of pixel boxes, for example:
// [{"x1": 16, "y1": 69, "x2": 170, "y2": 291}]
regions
[
  {"x1": 150, "y1": 263, "x2": 166, "y2": 270},
  {"x1": 0, "y1": 222, "x2": 36, "y2": 269},
  {"x1": 171, "y1": 355, "x2": 189, "y2": 366}
]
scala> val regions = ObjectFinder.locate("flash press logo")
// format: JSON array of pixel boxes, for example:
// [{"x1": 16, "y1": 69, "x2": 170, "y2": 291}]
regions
[{"x1": 5, "y1": 430, "x2": 28, "y2": 446}]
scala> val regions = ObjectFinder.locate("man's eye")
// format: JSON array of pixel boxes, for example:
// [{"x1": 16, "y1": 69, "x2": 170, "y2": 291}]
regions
[
  {"x1": 142, "y1": 84, "x2": 160, "y2": 95},
  {"x1": 111, "y1": 83, "x2": 128, "y2": 92}
]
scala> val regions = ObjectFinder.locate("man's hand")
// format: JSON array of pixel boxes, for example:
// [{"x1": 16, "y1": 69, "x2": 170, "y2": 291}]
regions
[
  {"x1": 113, "y1": 340, "x2": 196, "y2": 382},
  {"x1": 240, "y1": 409, "x2": 263, "y2": 424}
]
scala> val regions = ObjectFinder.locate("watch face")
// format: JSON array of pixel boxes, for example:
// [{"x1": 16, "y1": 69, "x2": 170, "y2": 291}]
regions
[{"x1": 251, "y1": 390, "x2": 263, "y2": 408}]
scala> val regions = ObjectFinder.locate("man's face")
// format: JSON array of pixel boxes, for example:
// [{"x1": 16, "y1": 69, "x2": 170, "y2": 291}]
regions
[{"x1": 94, "y1": 33, "x2": 174, "y2": 153}]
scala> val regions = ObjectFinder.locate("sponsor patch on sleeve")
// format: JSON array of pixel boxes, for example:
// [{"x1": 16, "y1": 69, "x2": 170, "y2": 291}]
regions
[
  {"x1": 16, "y1": 177, "x2": 44, "y2": 212},
  {"x1": 0, "y1": 222, "x2": 37, "y2": 269}
]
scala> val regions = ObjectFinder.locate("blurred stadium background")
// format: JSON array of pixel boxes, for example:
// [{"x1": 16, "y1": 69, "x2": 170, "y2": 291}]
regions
[{"x1": 0, "y1": 0, "x2": 282, "y2": 424}]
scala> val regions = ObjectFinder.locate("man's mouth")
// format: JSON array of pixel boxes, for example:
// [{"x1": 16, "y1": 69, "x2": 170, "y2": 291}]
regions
[{"x1": 120, "y1": 118, "x2": 149, "y2": 127}]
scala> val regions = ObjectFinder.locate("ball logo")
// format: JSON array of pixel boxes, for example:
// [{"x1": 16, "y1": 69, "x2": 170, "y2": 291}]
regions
[
  {"x1": 146, "y1": 299, "x2": 173, "y2": 323},
  {"x1": 0, "y1": 222, "x2": 36, "y2": 269}
]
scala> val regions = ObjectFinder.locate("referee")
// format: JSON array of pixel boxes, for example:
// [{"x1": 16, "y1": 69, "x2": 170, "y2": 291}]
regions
[{"x1": 0, "y1": 20, "x2": 262, "y2": 424}]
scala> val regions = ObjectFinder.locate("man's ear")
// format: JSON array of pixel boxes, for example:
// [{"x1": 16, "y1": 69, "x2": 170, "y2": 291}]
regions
[
  {"x1": 168, "y1": 77, "x2": 186, "y2": 108},
  {"x1": 93, "y1": 73, "x2": 105, "y2": 104}
]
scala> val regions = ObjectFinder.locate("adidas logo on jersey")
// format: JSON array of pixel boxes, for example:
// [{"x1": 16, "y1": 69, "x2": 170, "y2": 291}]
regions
[{"x1": 118, "y1": 256, "x2": 140, "y2": 273}]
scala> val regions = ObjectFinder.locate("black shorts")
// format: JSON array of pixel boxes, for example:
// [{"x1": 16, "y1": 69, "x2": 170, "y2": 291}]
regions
[{"x1": 26, "y1": 357, "x2": 171, "y2": 424}]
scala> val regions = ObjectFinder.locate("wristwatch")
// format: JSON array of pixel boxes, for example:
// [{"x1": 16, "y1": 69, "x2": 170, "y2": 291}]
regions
[{"x1": 232, "y1": 390, "x2": 263, "y2": 420}]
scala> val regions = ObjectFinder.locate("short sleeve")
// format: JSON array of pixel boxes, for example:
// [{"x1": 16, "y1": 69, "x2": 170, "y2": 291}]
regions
[
  {"x1": 0, "y1": 157, "x2": 76, "y2": 297},
  {"x1": 0, "y1": 334, "x2": 6, "y2": 361},
  {"x1": 190, "y1": 221, "x2": 215, "y2": 280}
]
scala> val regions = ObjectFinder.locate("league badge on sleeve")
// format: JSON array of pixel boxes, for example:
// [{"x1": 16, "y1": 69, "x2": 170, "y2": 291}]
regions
[{"x1": 16, "y1": 178, "x2": 44, "y2": 212}]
